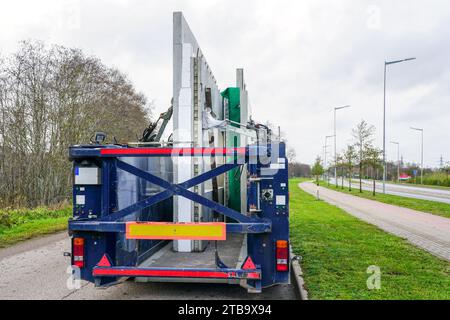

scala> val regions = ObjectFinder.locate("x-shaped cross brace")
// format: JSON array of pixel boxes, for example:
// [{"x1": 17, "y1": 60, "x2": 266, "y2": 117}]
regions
[{"x1": 100, "y1": 160, "x2": 259, "y2": 224}]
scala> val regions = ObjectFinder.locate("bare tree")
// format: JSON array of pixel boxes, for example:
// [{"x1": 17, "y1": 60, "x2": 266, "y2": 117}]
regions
[
  {"x1": 352, "y1": 120, "x2": 375, "y2": 193},
  {"x1": 343, "y1": 145, "x2": 357, "y2": 191},
  {"x1": 312, "y1": 156, "x2": 324, "y2": 186},
  {"x1": 289, "y1": 162, "x2": 311, "y2": 178},
  {"x1": 0, "y1": 41, "x2": 152, "y2": 207},
  {"x1": 337, "y1": 154, "x2": 346, "y2": 189},
  {"x1": 287, "y1": 147, "x2": 296, "y2": 163},
  {"x1": 365, "y1": 147, "x2": 383, "y2": 196}
]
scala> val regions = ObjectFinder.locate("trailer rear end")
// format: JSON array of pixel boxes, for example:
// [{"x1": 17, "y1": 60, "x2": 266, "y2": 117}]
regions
[{"x1": 68, "y1": 144, "x2": 289, "y2": 293}]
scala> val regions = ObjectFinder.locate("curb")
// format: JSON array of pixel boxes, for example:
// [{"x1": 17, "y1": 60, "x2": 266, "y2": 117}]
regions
[{"x1": 290, "y1": 246, "x2": 309, "y2": 300}]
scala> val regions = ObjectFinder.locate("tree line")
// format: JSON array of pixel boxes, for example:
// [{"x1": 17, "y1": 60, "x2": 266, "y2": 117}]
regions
[
  {"x1": 285, "y1": 147, "x2": 312, "y2": 178},
  {"x1": 0, "y1": 41, "x2": 151, "y2": 207},
  {"x1": 312, "y1": 119, "x2": 383, "y2": 195},
  {"x1": 312, "y1": 119, "x2": 450, "y2": 191}
]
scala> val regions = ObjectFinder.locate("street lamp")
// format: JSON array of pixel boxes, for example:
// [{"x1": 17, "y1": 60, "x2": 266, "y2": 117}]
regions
[
  {"x1": 323, "y1": 145, "x2": 329, "y2": 166},
  {"x1": 334, "y1": 106, "x2": 350, "y2": 187},
  {"x1": 324, "y1": 135, "x2": 334, "y2": 182},
  {"x1": 323, "y1": 145, "x2": 330, "y2": 178},
  {"x1": 410, "y1": 127, "x2": 424, "y2": 184},
  {"x1": 390, "y1": 141, "x2": 400, "y2": 182},
  {"x1": 383, "y1": 57, "x2": 416, "y2": 193}
]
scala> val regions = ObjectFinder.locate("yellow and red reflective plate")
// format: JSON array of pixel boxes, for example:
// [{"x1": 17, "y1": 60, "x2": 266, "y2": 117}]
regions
[{"x1": 125, "y1": 222, "x2": 227, "y2": 241}]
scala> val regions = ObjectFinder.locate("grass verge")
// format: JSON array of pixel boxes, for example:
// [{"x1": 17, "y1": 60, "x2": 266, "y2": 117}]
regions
[
  {"x1": 290, "y1": 178, "x2": 450, "y2": 300},
  {"x1": 318, "y1": 180, "x2": 450, "y2": 219},
  {"x1": 0, "y1": 206, "x2": 71, "y2": 248},
  {"x1": 390, "y1": 181, "x2": 450, "y2": 191}
]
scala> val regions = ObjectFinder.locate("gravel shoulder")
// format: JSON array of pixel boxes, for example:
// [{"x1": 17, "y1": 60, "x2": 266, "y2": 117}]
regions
[{"x1": 0, "y1": 233, "x2": 296, "y2": 300}]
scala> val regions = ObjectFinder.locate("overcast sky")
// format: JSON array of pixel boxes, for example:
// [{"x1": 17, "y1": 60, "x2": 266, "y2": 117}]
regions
[{"x1": 1, "y1": 0, "x2": 449, "y2": 167}]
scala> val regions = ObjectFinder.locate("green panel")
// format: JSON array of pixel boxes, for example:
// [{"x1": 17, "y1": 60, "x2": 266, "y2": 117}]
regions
[
  {"x1": 221, "y1": 88, "x2": 241, "y2": 213},
  {"x1": 221, "y1": 87, "x2": 241, "y2": 124}
]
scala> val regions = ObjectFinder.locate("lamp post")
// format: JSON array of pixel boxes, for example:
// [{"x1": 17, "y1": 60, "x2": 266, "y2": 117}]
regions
[
  {"x1": 390, "y1": 141, "x2": 400, "y2": 182},
  {"x1": 410, "y1": 127, "x2": 424, "y2": 184},
  {"x1": 334, "y1": 106, "x2": 350, "y2": 187},
  {"x1": 324, "y1": 135, "x2": 334, "y2": 182},
  {"x1": 383, "y1": 57, "x2": 416, "y2": 193},
  {"x1": 323, "y1": 145, "x2": 329, "y2": 180}
]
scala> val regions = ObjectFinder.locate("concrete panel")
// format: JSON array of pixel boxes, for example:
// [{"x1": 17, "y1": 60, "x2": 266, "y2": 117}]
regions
[
  {"x1": 173, "y1": 12, "x2": 223, "y2": 252},
  {"x1": 237, "y1": 69, "x2": 249, "y2": 214}
]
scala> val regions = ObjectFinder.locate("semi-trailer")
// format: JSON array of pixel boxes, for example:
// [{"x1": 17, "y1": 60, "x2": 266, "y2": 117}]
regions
[{"x1": 66, "y1": 12, "x2": 290, "y2": 293}]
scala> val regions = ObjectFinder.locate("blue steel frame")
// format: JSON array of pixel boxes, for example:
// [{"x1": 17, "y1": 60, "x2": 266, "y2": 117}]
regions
[{"x1": 69, "y1": 146, "x2": 271, "y2": 234}]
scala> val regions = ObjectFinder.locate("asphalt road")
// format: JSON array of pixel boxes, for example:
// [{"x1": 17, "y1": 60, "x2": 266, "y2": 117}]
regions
[
  {"x1": 301, "y1": 182, "x2": 450, "y2": 261},
  {"x1": 329, "y1": 178, "x2": 450, "y2": 204},
  {"x1": 0, "y1": 233, "x2": 297, "y2": 300}
]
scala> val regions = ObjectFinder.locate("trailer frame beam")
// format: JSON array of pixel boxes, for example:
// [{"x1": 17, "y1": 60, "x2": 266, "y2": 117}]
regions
[{"x1": 69, "y1": 221, "x2": 271, "y2": 234}]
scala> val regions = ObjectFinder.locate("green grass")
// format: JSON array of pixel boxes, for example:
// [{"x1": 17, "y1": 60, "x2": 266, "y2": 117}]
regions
[
  {"x1": 289, "y1": 178, "x2": 450, "y2": 300},
  {"x1": 0, "y1": 206, "x2": 71, "y2": 248},
  {"x1": 318, "y1": 180, "x2": 450, "y2": 219}
]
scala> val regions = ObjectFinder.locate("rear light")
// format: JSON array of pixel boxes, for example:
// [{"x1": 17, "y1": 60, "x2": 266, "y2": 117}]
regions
[
  {"x1": 276, "y1": 240, "x2": 289, "y2": 272},
  {"x1": 73, "y1": 238, "x2": 85, "y2": 268}
]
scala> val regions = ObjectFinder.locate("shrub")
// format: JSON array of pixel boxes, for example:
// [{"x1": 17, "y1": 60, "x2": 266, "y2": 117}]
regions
[
  {"x1": 0, "y1": 206, "x2": 71, "y2": 228},
  {"x1": 423, "y1": 173, "x2": 450, "y2": 187}
]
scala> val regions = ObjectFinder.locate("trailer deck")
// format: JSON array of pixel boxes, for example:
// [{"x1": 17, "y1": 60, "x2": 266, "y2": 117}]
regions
[{"x1": 136, "y1": 234, "x2": 246, "y2": 283}]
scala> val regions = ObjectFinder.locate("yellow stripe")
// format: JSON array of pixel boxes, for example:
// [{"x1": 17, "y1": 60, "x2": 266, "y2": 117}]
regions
[{"x1": 126, "y1": 223, "x2": 226, "y2": 241}]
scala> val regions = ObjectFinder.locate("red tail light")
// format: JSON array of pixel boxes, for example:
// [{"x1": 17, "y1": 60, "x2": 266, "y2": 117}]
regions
[
  {"x1": 276, "y1": 240, "x2": 289, "y2": 272},
  {"x1": 73, "y1": 238, "x2": 85, "y2": 268}
]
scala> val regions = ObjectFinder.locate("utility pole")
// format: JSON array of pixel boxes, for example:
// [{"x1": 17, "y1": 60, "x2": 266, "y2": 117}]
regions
[
  {"x1": 383, "y1": 57, "x2": 416, "y2": 193},
  {"x1": 334, "y1": 106, "x2": 350, "y2": 188}
]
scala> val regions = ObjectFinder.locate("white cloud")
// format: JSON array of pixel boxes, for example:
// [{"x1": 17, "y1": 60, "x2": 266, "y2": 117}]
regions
[{"x1": 1, "y1": 0, "x2": 449, "y2": 167}]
